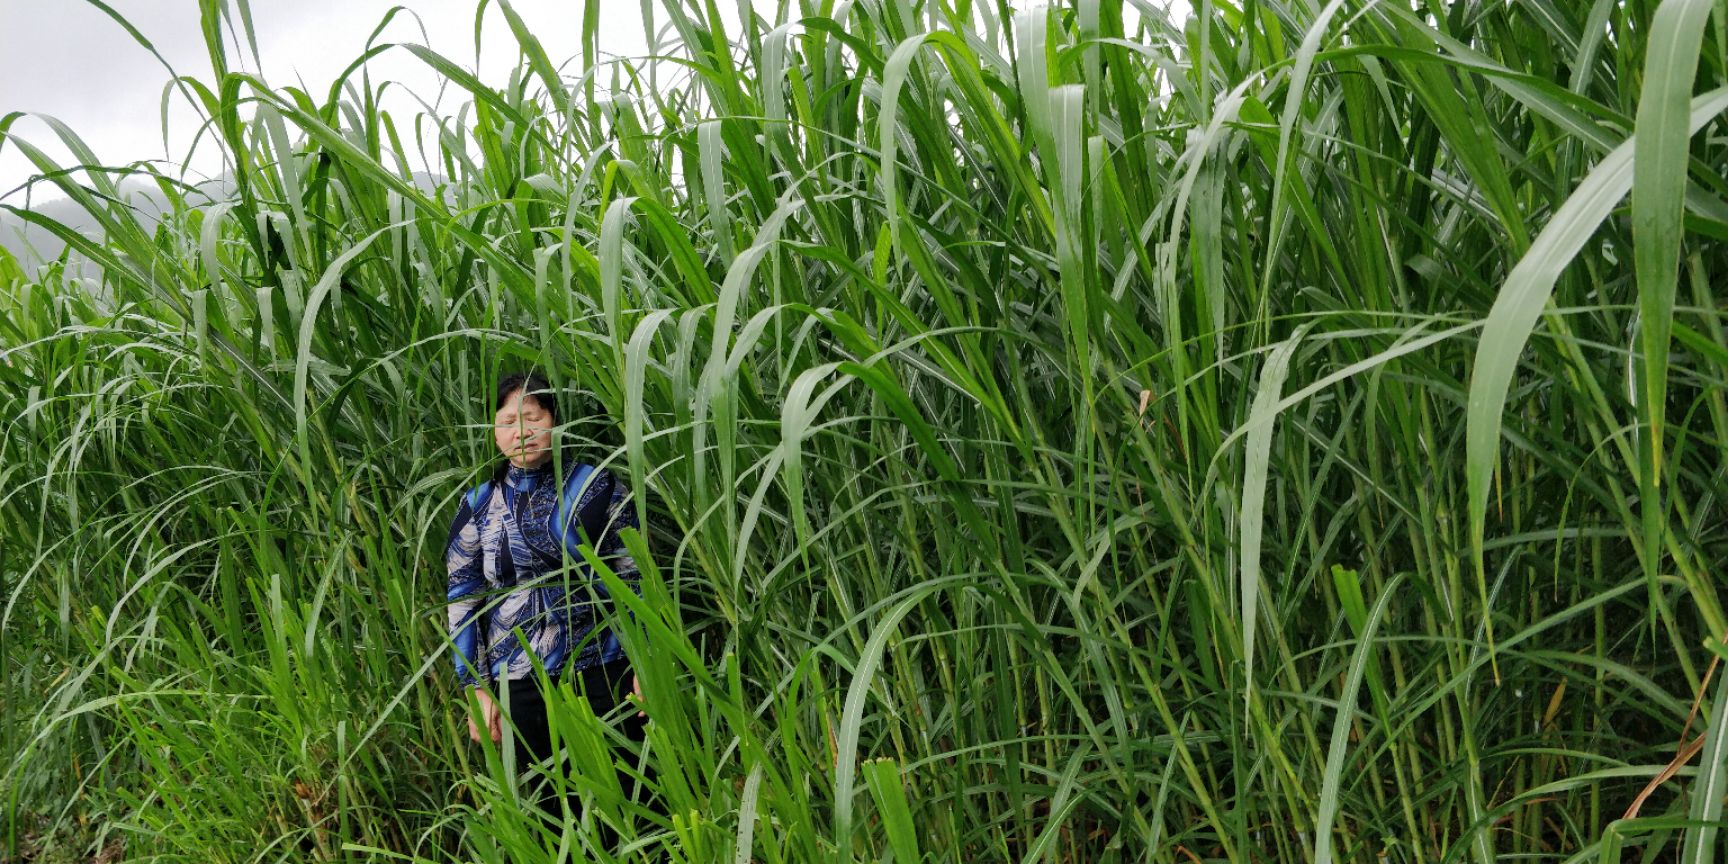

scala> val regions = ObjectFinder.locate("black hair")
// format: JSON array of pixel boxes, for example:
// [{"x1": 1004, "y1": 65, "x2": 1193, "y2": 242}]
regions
[
  {"x1": 490, "y1": 370, "x2": 561, "y2": 485},
  {"x1": 495, "y1": 370, "x2": 558, "y2": 421}
]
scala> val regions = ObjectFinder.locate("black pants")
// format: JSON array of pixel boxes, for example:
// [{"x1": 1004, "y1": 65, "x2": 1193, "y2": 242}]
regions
[{"x1": 497, "y1": 659, "x2": 652, "y2": 850}]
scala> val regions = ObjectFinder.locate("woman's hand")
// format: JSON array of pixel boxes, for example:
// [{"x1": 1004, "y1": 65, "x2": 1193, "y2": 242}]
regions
[
  {"x1": 467, "y1": 687, "x2": 502, "y2": 743},
  {"x1": 630, "y1": 673, "x2": 646, "y2": 718}
]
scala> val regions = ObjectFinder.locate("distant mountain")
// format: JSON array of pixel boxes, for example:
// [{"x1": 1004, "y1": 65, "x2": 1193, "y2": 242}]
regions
[
  {"x1": 0, "y1": 171, "x2": 444, "y2": 277},
  {"x1": 0, "y1": 175, "x2": 221, "y2": 275},
  {"x1": 0, "y1": 192, "x2": 107, "y2": 272}
]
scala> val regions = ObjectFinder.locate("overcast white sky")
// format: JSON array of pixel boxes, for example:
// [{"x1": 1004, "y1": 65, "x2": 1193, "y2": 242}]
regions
[
  {"x1": 0, "y1": 0, "x2": 665, "y2": 200},
  {"x1": 1, "y1": 1, "x2": 1191, "y2": 204}
]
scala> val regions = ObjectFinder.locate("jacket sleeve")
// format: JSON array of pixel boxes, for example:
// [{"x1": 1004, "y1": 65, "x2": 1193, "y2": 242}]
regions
[
  {"x1": 445, "y1": 494, "x2": 490, "y2": 688},
  {"x1": 565, "y1": 467, "x2": 641, "y2": 594}
]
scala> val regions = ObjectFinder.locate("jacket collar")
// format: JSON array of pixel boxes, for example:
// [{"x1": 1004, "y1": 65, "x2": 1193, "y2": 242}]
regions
[{"x1": 503, "y1": 460, "x2": 554, "y2": 491}]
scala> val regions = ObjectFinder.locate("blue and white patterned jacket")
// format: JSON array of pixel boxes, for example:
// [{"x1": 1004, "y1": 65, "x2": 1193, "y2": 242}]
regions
[{"x1": 444, "y1": 457, "x2": 640, "y2": 688}]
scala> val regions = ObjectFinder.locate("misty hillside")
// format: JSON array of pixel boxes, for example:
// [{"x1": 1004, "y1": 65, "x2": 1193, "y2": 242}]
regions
[
  {"x1": 0, "y1": 175, "x2": 223, "y2": 274},
  {"x1": 0, "y1": 171, "x2": 443, "y2": 274}
]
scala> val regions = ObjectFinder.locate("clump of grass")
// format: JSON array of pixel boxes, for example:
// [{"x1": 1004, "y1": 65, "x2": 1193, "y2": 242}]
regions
[{"x1": 3, "y1": 1, "x2": 1727, "y2": 862}]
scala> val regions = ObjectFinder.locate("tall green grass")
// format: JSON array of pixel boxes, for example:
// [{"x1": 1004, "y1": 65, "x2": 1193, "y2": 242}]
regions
[{"x1": 3, "y1": 0, "x2": 1727, "y2": 861}]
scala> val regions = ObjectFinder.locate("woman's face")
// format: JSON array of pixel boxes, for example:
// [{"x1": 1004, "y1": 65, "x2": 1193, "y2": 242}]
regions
[{"x1": 494, "y1": 389, "x2": 555, "y2": 469}]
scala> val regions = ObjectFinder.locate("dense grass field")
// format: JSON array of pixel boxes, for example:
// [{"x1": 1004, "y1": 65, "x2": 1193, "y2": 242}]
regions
[{"x1": 4, "y1": 0, "x2": 1728, "y2": 861}]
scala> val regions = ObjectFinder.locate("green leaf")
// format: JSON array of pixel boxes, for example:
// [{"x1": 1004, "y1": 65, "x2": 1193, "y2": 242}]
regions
[
  {"x1": 1681, "y1": 664, "x2": 1728, "y2": 864},
  {"x1": 1467, "y1": 86, "x2": 1728, "y2": 579}
]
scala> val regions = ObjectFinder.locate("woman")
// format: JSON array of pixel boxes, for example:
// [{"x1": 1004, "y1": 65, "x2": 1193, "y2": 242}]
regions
[{"x1": 444, "y1": 371, "x2": 649, "y2": 841}]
